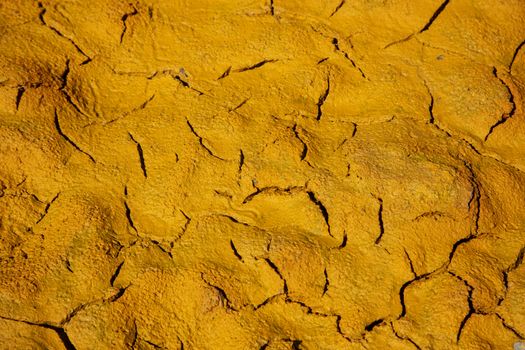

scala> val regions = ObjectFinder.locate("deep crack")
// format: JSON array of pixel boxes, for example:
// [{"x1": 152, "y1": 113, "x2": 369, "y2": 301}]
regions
[
  {"x1": 129, "y1": 133, "x2": 148, "y2": 178},
  {"x1": 420, "y1": 0, "x2": 450, "y2": 33},
  {"x1": 306, "y1": 190, "x2": 332, "y2": 236}
]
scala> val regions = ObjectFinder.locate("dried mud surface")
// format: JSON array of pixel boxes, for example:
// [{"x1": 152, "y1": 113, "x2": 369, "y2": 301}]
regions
[{"x1": 1, "y1": 1, "x2": 525, "y2": 349}]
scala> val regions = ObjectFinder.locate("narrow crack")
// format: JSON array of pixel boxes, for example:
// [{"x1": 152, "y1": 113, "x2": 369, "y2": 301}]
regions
[
  {"x1": 398, "y1": 271, "x2": 432, "y2": 318},
  {"x1": 58, "y1": 59, "x2": 93, "y2": 117},
  {"x1": 339, "y1": 231, "x2": 348, "y2": 249},
  {"x1": 449, "y1": 272, "x2": 475, "y2": 343},
  {"x1": 217, "y1": 66, "x2": 231, "y2": 80},
  {"x1": 496, "y1": 313, "x2": 525, "y2": 339},
  {"x1": 242, "y1": 185, "x2": 305, "y2": 204},
  {"x1": 292, "y1": 124, "x2": 308, "y2": 160},
  {"x1": 54, "y1": 109, "x2": 95, "y2": 162},
  {"x1": 390, "y1": 323, "x2": 422, "y2": 350},
  {"x1": 124, "y1": 186, "x2": 138, "y2": 233},
  {"x1": 284, "y1": 298, "x2": 333, "y2": 317},
  {"x1": 173, "y1": 75, "x2": 204, "y2": 95},
  {"x1": 0, "y1": 315, "x2": 77, "y2": 350},
  {"x1": 384, "y1": 34, "x2": 415, "y2": 49},
  {"x1": 178, "y1": 210, "x2": 191, "y2": 240},
  {"x1": 130, "y1": 321, "x2": 138, "y2": 349},
  {"x1": 484, "y1": 67, "x2": 516, "y2": 141},
  {"x1": 217, "y1": 214, "x2": 251, "y2": 227},
  {"x1": 219, "y1": 60, "x2": 278, "y2": 80},
  {"x1": 147, "y1": 70, "x2": 203, "y2": 95},
  {"x1": 404, "y1": 249, "x2": 417, "y2": 278},
  {"x1": 509, "y1": 39, "x2": 525, "y2": 72},
  {"x1": 384, "y1": 0, "x2": 450, "y2": 49},
  {"x1": 185, "y1": 118, "x2": 224, "y2": 160},
  {"x1": 420, "y1": 0, "x2": 450, "y2": 33},
  {"x1": 15, "y1": 86, "x2": 25, "y2": 110},
  {"x1": 306, "y1": 190, "x2": 332, "y2": 237},
  {"x1": 252, "y1": 293, "x2": 284, "y2": 311},
  {"x1": 238, "y1": 150, "x2": 245, "y2": 177},
  {"x1": 236, "y1": 59, "x2": 278, "y2": 73},
  {"x1": 104, "y1": 94, "x2": 156, "y2": 125},
  {"x1": 331, "y1": 38, "x2": 367, "y2": 78},
  {"x1": 422, "y1": 80, "x2": 435, "y2": 124},
  {"x1": 264, "y1": 258, "x2": 288, "y2": 294},
  {"x1": 110, "y1": 261, "x2": 125, "y2": 287},
  {"x1": 269, "y1": 0, "x2": 275, "y2": 16},
  {"x1": 60, "y1": 286, "x2": 130, "y2": 327},
  {"x1": 59, "y1": 59, "x2": 71, "y2": 91},
  {"x1": 129, "y1": 133, "x2": 148, "y2": 178},
  {"x1": 144, "y1": 339, "x2": 163, "y2": 349},
  {"x1": 351, "y1": 122, "x2": 357, "y2": 137},
  {"x1": 316, "y1": 76, "x2": 330, "y2": 121},
  {"x1": 60, "y1": 303, "x2": 91, "y2": 326},
  {"x1": 329, "y1": 0, "x2": 346, "y2": 17},
  {"x1": 37, "y1": 2, "x2": 91, "y2": 64},
  {"x1": 36, "y1": 192, "x2": 60, "y2": 224},
  {"x1": 374, "y1": 197, "x2": 385, "y2": 245},
  {"x1": 229, "y1": 98, "x2": 249, "y2": 113},
  {"x1": 230, "y1": 239, "x2": 244, "y2": 262},
  {"x1": 448, "y1": 235, "x2": 476, "y2": 266},
  {"x1": 107, "y1": 285, "x2": 130, "y2": 303},
  {"x1": 65, "y1": 259, "x2": 73, "y2": 273},
  {"x1": 322, "y1": 268, "x2": 329, "y2": 296},
  {"x1": 147, "y1": 238, "x2": 173, "y2": 259},
  {"x1": 499, "y1": 245, "x2": 525, "y2": 306},
  {"x1": 448, "y1": 161, "x2": 482, "y2": 265},
  {"x1": 465, "y1": 161, "x2": 481, "y2": 235},
  {"x1": 335, "y1": 315, "x2": 356, "y2": 343},
  {"x1": 413, "y1": 211, "x2": 449, "y2": 221},
  {"x1": 120, "y1": 6, "x2": 138, "y2": 43}
]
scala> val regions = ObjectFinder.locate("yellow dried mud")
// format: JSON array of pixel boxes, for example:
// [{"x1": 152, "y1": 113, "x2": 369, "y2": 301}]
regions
[{"x1": 0, "y1": 0, "x2": 524, "y2": 349}]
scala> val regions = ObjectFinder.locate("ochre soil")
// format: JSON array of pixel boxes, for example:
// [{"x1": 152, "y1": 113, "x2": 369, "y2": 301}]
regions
[{"x1": 1, "y1": 1, "x2": 525, "y2": 349}]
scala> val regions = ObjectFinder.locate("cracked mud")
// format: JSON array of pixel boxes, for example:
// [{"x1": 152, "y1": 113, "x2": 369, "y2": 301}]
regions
[{"x1": 1, "y1": 0, "x2": 525, "y2": 349}]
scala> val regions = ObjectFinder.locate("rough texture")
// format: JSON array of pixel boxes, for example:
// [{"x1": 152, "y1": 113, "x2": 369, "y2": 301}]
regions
[{"x1": 1, "y1": 0, "x2": 525, "y2": 349}]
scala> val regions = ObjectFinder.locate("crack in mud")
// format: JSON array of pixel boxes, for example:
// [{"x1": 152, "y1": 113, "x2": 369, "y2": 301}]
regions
[
  {"x1": 129, "y1": 133, "x2": 148, "y2": 178},
  {"x1": 186, "y1": 118, "x2": 225, "y2": 160},
  {"x1": 306, "y1": 190, "x2": 332, "y2": 237},
  {"x1": 509, "y1": 39, "x2": 525, "y2": 72},
  {"x1": 54, "y1": 109, "x2": 96, "y2": 162},
  {"x1": 385, "y1": 0, "x2": 451, "y2": 48},
  {"x1": 484, "y1": 67, "x2": 517, "y2": 141},
  {"x1": 37, "y1": 2, "x2": 91, "y2": 64},
  {"x1": 374, "y1": 197, "x2": 385, "y2": 245},
  {"x1": 218, "y1": 60, "x2": 278, "y2": 80},
  {"x1": 329, "y1": 0, "x2": 346, "y2": 17},
  {"x1": 316, "y1": 76, "x2": 330, "y2": 121},
  {"x1": 120, "y1": 6, "x2": 138, "y2": 43},
  {"x1": 331, "y1": 38, "x2": 367, "y2": 78}
]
